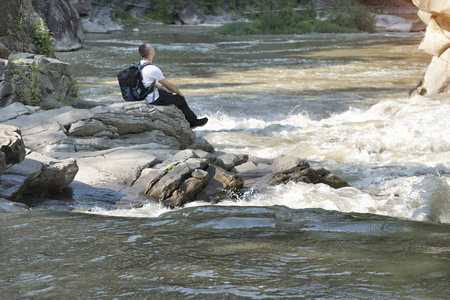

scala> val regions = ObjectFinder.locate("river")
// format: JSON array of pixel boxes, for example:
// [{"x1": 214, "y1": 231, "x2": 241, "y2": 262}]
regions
[{"x1": 1, "y1": 25, "x2": 449, "y2": 299}]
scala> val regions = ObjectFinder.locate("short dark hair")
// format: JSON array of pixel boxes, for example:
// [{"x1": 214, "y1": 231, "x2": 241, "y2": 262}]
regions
[{"x1": 139, "y1": 43, "x2": 151, "y2": 57}]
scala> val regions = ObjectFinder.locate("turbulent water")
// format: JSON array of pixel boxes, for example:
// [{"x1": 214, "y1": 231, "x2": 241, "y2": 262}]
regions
[{"x1": 1, "y1": 25, "x2": 449, "y2": 299}]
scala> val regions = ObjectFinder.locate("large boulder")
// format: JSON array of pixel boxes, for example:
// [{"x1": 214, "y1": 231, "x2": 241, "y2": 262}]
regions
[
  {"x1": 0, "y1": 151, "x2": 78, "y2": 200},
  {"x1": 20, "y1": 151, "x2": 79, "y2": 195},
  {"x1": 129, "y1": 148, "x2": 243, "y2": 208},
  {"x1": 1, "y1": 102, "x2": 197, "y2": 154},
  {"x1": 173, "y1": 4, "x2": 204, "y2": 25},
  {"x1": 85, "y1": 103, "x2": 196, "y2": 150},
  {"x1": 0, "y1": 123, "x2": 77, "y2": 201},
  {"x1": 0, "y1": 125, "x2": 26, "y2": 165},
  {"x1": 0, "y1": 55, "x2": 77, "y2": 109},
  {"x1": 411, "y1": 0, "x2": 450, "y2": 95},
  {"x1": 31, "y1": 0, "x2": 84, "y2": 51}
]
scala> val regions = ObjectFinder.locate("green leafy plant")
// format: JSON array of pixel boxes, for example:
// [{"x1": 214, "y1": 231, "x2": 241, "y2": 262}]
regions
[
  {"x1": 15, "y1": 65, "x2": 45, "y2": 106},
  {"x1": 31, "y1": 18, "x2": 55, "y2": 57},
  {"x1": 10, "y1": 59, "x2": 78, "y2": 108}
]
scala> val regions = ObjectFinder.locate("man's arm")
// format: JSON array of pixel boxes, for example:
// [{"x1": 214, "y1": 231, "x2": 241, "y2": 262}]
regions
[
  {"x1": 156, "y1": 84, "x2": 171, "y2": 93},
  {"x1": 158, "y1": 78, "x2": 184, "y2": 97}
]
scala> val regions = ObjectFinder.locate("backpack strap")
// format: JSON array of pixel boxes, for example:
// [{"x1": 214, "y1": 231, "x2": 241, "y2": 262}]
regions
[
  {"x1": 139, "y1": 61, "x2": 156, "y2": 101},
  {"x1": 139, "y1": 62, "x2": 152, "y2": 70}
]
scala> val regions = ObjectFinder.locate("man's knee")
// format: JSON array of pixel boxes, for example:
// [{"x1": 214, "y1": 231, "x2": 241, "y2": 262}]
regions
[{"x1": 173, "y1": 95, "x2": 188, "y2": 107}]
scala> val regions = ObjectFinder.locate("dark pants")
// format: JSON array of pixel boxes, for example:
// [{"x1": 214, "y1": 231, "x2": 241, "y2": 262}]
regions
[{"x1": 152, "y1": 91, "x2": 197, "y2": 124}]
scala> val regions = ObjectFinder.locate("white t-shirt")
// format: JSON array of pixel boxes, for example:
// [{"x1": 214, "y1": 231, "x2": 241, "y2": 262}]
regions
[{"x1": 140, "y1": 60, "x2": 165, "y2": 103}]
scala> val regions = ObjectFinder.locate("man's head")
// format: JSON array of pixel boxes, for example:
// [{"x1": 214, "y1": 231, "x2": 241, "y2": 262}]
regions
[{"x1": 139, "y1": 43, "x2": 154, "y2": 59}]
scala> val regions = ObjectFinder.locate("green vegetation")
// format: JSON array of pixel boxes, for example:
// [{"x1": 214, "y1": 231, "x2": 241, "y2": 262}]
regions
[
  {"x1": 214, "y1": 21, "x2": 260, "y2": 35},
  {"x1": 11, "y1": 64, "x2": 44, "y2": 106},
  {"x1": 216, "y1": 0, "x2": 374, "y2": 35},
  {"x1": 167, "y1": 164, "x2": 177, "y2": 172},
  {"x1": 107, "y1": 0, "x2": 374, "y2": 34},
  {"x1": 10, "y1": 62, "x2": 77, "y2": 108},
  {"x1": 30, "y1": 18, "x2": 55, "y2": 57},
  {"x1": 324, "y1": 0, "x2": 374, "y2": 33}
]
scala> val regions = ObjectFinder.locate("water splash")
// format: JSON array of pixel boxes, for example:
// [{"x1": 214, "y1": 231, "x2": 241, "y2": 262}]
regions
[{"x1": 188, "y1": 94, "x2": 450, "y2": 223}]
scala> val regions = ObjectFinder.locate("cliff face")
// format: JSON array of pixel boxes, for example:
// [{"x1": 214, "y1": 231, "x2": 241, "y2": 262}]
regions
[
  {"x1": 0, "y1": 0, "x2": 84, "y2": 55},
  {"x1": 411, "y1": 0, "x2": 450, "y2": 95},
  {"x1": 32, "y1": 0, "x2": 84, "y2": 51},
  {"x1": 0, "y1": 0, "x2": 40, "y2": 53}
]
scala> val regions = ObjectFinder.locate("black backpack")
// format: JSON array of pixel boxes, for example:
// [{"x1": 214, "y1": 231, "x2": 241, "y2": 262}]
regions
[{"x1": 117, "y1": 62, "x2": 155, "y2": 101}]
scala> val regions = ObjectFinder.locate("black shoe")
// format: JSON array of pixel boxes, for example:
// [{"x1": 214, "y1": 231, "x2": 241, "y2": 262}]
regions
[{"x1": 190, "y1": 117, "x2": 208, "y2": 128}]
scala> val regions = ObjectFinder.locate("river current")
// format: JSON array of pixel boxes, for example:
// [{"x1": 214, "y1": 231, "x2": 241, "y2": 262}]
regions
[{"x1": 1, "y1": 25, "x2": 449, "y2": 299}]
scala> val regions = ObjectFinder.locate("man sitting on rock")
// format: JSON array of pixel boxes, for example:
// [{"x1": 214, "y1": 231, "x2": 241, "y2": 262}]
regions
[{"x1": 139, "y1": 43, "x2": 208, "y2": 128}]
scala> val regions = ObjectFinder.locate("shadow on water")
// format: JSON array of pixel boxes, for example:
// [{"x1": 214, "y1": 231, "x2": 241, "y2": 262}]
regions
[{"x1": 18, "y1": 181, "x2": 147, "y2": 210}]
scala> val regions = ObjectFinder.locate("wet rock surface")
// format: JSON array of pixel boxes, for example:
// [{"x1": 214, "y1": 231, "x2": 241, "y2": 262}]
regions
[{"x1": 0, "y1": 100, "x2": 349, "y2": 210}]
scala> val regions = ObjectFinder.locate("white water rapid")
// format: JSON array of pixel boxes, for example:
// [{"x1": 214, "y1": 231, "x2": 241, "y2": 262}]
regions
[{"x1": 58, "y1": 26, "x2": 450, "y2": 223}]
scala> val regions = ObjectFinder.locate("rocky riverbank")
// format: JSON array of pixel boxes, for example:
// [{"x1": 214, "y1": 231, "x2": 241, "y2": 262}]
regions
[
  {"x1": 2, "y1": 1, "x2": 448, "y2": 213},
  {"x1": 0, "y1": 53, "x2": 349, "y2": 212},
  {"x1": 0, "y1": 104, "x2": 348, "y2": 212}
]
